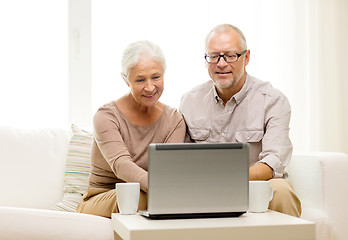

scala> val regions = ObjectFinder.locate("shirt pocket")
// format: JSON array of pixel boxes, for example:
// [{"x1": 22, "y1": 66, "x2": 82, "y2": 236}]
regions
[
  {"x1": 235, "y1": 130, "x2": 264, "y2": 143},
  {"x1": 188, "y1": 128, "x2": 210, "y2": 141}
]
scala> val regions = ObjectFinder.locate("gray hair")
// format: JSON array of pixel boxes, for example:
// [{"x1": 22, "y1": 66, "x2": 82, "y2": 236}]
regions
[
  {"x1": 205, "y1": 24, "x2": 247, "y2": 51},
  {"x1": 121, "y1": 40, "x2": 166, "y2": 80}
]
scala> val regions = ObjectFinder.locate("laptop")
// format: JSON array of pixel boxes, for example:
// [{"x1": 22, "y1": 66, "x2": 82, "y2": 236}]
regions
[{"x1": 140, "y1": 142, "x2": 249, "y2": 219}]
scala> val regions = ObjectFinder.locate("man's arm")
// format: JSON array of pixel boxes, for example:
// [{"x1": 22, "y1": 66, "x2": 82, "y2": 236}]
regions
[
  {"x1": 258, "y1": 95, "x2": 293, "y2": 178},
  {"x1": 249, "y1": 162, "x2": 273, "y2": 180}
]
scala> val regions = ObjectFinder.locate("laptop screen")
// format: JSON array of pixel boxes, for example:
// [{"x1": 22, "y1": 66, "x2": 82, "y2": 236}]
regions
[{"x1": 146, "y1": 142, "x2": 249, "y2": 217}]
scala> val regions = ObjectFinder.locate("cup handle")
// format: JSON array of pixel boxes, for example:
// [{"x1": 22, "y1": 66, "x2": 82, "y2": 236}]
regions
[{"x1": 269, "y1": 186, "x2": 274, "y2": 201}]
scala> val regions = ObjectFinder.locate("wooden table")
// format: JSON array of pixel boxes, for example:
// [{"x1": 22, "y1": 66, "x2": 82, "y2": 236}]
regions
[{"x1": 112, "y1": 210, "x2": 315, "y2": 240}]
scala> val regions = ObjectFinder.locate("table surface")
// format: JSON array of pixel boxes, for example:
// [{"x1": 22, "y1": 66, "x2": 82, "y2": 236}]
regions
[{"x1": 112, "y1": 210, "x2": 315, "y2": 240}]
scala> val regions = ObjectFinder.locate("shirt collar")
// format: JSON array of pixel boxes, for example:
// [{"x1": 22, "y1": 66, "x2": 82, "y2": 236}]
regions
[
  {"x1": 234, "y1": 73, "x2": 251, "y2": 105},
  {"x1": 212, "y1": 73, "x2": 251, "y2": 105},
  {"x1": 213, "y1": 85, "x2": 220, "y2": 103}
]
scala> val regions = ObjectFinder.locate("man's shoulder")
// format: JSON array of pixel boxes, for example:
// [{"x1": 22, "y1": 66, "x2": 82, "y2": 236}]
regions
[
  {"x1": 179, "y1": 80, "x2": 213, "y2": 114},
  {"x1": 181, "y1": 80, "x2": 213, "y2": 100},
  {"x1": 249, "y1": 75, "x2": 288, "y2": 100}
]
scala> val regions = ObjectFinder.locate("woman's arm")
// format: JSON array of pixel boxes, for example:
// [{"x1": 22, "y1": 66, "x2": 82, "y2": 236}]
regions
[
  {"x1": 93, "y1": 107, "x2": 149, "y2": 192},
  {"x1": 164, "y1": 115, "x2": 186, "y2": 143}
]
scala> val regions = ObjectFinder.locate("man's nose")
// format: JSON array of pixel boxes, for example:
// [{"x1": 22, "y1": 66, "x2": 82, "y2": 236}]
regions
[{"x1": 217, "y1": 55, "x2": 228, "y2": 67}]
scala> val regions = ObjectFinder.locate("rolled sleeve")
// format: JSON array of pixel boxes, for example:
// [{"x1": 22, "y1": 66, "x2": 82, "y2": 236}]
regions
[{"x1": 259, "y1": 96, "x2": 293, "y2": 177}]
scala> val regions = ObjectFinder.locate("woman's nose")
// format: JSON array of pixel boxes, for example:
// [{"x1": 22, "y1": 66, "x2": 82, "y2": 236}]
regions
[{"x1": 144, "y1": 80, "x2": 155, "y2": 91}]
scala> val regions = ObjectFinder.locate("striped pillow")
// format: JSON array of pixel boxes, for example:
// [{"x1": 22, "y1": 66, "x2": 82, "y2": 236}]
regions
[{"x1": 52, "y1": 124, "x2": 93, "y2": 212}]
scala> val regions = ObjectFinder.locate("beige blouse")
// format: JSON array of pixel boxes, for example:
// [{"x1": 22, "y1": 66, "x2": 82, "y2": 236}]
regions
[{"x1": 88, "y1": 101, "x2": 186, "y2": 192}]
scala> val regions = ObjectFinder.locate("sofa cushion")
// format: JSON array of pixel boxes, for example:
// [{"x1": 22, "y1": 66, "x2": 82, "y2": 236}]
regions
[
  {"x1": 0, "y1": 126, "x2": 71, "y2": 209},
  {"x1": 301, "y1": 208, "x2": 333, "y2": 240},
  {"x1": 0, "y1": 206, "x2": 113, "y2": 240},
  {"x1": 52, "y1": 124, "x2": 93, "y2": 212},
  {"x1": 286, "y1": 153, "x2": 324, "y2": 210}
]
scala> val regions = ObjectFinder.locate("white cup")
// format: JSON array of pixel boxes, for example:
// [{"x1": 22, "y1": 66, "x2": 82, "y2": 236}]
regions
[
  {"x1": 249, "y1": 180, "x2": 273, "y2": 213},
  {"x1": 116, "y1": 182, "x2": 140, "y2": 215}
]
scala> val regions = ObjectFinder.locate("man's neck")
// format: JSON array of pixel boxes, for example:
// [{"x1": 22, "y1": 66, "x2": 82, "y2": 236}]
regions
[{"x1": 216, "y1": 73, "x2": 247, "y2": 105}]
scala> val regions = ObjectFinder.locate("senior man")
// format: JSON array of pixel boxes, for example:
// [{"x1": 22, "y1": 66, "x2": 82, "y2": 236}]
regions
[{"x1": 179, "y1": 24, "x2": 301, "y2": 217}]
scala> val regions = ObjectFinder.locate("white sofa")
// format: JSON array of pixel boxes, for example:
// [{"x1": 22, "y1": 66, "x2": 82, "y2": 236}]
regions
[
  {"x1": 287, "y1": 152, "x2": 348, "y2": 240},
  {"x1": 0, "y1": 125, "x2": 347, "y2": 240},
  {"x1": 0, "y1": 125, "x2": 113, "y2": 240}
]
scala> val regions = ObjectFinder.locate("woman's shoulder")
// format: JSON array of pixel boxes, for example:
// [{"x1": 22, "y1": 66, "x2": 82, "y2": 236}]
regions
[
  {"x1": 161, "y1": 104, "x2": 184, "y2": 122},
  {"x1": 95, "y1": 101, "x2": 118, "y2": 116},
  {"x1": 93, "y1": 100, "x2": 123, "y2": 127}
]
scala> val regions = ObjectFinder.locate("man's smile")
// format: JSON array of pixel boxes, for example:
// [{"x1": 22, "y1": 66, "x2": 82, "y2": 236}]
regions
[{"x1": 216, "y1": 71, "x2": 232, "y2": 76}]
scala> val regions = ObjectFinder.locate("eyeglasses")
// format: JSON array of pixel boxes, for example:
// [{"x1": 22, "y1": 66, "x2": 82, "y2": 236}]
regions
[{"x1": 205, "y1": 50, "x2": 247, "y2": 63}]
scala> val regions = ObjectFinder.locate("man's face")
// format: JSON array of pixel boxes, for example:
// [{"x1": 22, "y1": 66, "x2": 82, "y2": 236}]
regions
[{"x1": 206, "y1": 30, "x2": 249, "y2": 91}]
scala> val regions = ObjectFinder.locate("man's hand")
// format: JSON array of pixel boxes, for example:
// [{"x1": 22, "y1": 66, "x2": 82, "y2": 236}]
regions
[{"x1": 249, "y1": 162, "x2": 273, "y2": 180}]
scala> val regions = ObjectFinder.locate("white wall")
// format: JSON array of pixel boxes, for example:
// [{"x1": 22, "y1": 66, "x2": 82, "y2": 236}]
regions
[
  {"x1": 0, "y1": 0, "x2": 68, "y2": 128},
  {"x1": 1, "y1": 0, "x2": 347, "y2": 154},
  {"x1": 88, "y1": 0, "x2": 348, "y2": 154},
  {"x1": 69, "y1": 0, "x2": 92, "y2": 130}
]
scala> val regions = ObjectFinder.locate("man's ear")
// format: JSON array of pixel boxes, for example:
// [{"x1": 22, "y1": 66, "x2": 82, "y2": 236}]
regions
[
  {"x1": 244, "y1": 49, "x2": 250, "y2": 66},
  {"x1": 121, "y1": 73, "x2": 130, "y2": 87},
  {"x1": 205, "y1": 60, "x2": 209, "y2": 69}
]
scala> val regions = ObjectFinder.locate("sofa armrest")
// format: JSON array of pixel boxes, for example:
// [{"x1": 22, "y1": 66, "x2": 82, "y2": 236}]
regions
[{"x1": 287, "y1": 152, "x2": 348, "y2": 240}]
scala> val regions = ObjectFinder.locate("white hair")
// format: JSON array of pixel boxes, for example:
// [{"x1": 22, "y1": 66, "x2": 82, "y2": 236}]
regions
[
  {"x1": 205, "y1": 24, "x2": 247, "y2": 51},
  {"x1": 121, "y1": 40, "x2": 166, "y2": 80}
]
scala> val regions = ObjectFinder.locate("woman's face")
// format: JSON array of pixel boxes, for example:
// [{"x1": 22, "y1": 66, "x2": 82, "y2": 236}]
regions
[{"x1": 126, "y1": 55, "x2": 164, "y2": 108}]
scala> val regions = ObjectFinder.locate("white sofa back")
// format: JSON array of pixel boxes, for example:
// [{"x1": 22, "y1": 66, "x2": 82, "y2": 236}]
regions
[
  {"x1": 287, "y1": 152, "x2": 348, "y2": 240},
  {"x1": 0, "y1": 126, "x2": 72, "y2": 209},
  {"x1": 287, "y1": 153, "x2": 327, "y2": 210}
]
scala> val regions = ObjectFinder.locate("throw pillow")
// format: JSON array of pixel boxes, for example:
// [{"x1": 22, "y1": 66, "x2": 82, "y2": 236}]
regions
[{"x1": 52, "y1": 124, "x2": 93, "y2": 212}]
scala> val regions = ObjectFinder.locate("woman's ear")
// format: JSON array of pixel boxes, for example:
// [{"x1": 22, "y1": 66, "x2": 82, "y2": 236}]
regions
[{"x1": 121, "y1": 73, "x2": 130, "y2": 87}]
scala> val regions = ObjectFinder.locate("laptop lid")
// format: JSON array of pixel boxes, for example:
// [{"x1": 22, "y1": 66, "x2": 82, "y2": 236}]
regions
[{"x1": 144, "y1": 142, "x2": 249, "y2": 219}]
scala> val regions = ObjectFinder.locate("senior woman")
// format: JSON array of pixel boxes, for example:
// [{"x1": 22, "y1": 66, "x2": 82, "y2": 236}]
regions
[{"x1": 77, "y1": 40, "x2": 186, "y2": 218}]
